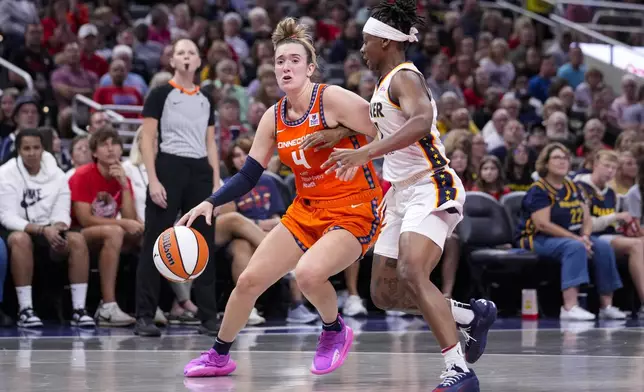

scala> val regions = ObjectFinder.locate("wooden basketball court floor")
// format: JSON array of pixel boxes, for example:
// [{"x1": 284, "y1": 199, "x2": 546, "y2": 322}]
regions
[{"x1": 0, "y1": 317, "x2": 642, "y2": 391}]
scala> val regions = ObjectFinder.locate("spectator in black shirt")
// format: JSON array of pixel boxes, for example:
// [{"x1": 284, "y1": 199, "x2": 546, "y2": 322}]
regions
[
  {"x1": 506, "y1": 142, "x2": 535, "y2": 192},
  {"x1": 8, "y1": 23, "x2": 56, "y2": 105},
  {"x1": 0, "y1": 89, "x2": 19, "y2": 140}
]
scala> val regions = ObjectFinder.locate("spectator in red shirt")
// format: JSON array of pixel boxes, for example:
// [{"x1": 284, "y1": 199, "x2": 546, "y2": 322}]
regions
[
  {"x1": 51, "y1": 42, "x2": 98, "y2": 136},
  {"x1": 148, "y1": 5, "x2": 172, "y2": 46},
  {"x1": 93, "y1": 59, "x2": 143, "y2": 118},
  {"x1": 68, "y1": 126, "x2": 140, "y2": 327},
  {"x1": 463, "y1": 68, "x2": 490, "y2": 110},
  {"x1": 78, "y1": 23, "x2": 109, "y2": 79},
  {"x1": 41, "y1": 0, "x2": 90, "y2": 55},
  {"x1": 216, "y1": 97, "x2": 249, "y2": 160}
]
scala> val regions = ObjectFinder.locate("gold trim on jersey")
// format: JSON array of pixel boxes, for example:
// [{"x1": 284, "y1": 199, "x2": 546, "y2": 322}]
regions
[{"x1": 417, "y1": 133, "x2": 447, "y2": 170}]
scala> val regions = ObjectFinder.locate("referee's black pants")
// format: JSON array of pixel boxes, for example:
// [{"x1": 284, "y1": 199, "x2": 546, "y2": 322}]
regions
[{"x1": 136, "y1": 152, "x2": 217, "y2": 322}]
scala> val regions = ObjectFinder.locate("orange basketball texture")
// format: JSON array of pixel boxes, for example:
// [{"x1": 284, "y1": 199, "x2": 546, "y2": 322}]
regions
[{"x1": 153, "y1": 226, "x2": 209, "y2": 282}]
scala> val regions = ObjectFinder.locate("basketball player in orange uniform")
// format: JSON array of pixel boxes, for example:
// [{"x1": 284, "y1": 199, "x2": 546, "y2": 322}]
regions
[{"x1": 178, "y1": 17, "x2": 383, "y2": 377}]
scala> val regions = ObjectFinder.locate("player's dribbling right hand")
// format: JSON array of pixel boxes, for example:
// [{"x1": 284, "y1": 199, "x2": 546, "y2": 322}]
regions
[{"x1": 178, "y1": 201, "x2": 222, "y2": 227}]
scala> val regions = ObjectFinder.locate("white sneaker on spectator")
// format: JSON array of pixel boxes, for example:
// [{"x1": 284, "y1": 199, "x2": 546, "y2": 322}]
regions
[
  {"x1": 560, "y1": 305, "x2": 596, "y2": 321},
  {"x1": 94, "y1": 302, "x2": 136, "y2": 327},
  {"x1": 247, "y1": 307, "x2": 266, "y2": 326},
  {"x1": 286, "y1": 304, "x2": 319, "y2": 324},
  {"x1": 638, "y1": 306, "x2": 644, "y2": 319},
  {"x1": 17, "y1": 308, "x2": 43, "y2": 328},
  {"x1": 385, "y1": 310, "x2": 407, "y2": 317},
  {"x1": 598, "y1": 305, "x2": 627, "y2": 320},
  {"x1": 71, "y1": 309, "x2": 95, "y2": 328},
  {"x1": 154, "y1": 308, "x2": 168, "y2": 326},
  {"x1": 343, "y1": 295, "x2": 368, "y2": 317},
  {"x1": 337, "y1": 290, "x2": 349, "y2": 309}
]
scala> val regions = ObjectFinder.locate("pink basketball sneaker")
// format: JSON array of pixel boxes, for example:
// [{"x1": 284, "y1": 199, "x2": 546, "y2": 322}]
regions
[
  {"x1": 184, "y1": 349, "x2": 237, "y2": 377},
  {"x1": 310, "y1": 316, "x2": 354, "y2": 375}
]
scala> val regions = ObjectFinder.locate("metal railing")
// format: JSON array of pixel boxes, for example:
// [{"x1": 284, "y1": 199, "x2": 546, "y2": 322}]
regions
[
  {"x1": 0, "y1": 57, "x2": 34, "y2": 92},
  {"x1": 549, "y1": 14, "x2": 644, "y2": 66},
  {"x1": 544, "y1": 0, "x2": 644, "y2": 37},
  {"x1": 581, "y1": 25, "x2": 644, "y2": 34},
  {"x1": 71, "y1": 95, "x2": 142, "y2": 147},
  {"x1": 496, "y1": 0, "x2": 644, "y2": 76},
  {"x1": 543, "y1": 0, "x2": 644, "y2": 12},
  {"x1": 496, "y1": 1, "x2": 557, "y2": 28}
]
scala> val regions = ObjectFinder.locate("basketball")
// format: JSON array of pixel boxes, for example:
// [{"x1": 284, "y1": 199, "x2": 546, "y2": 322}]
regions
[{"x1": 153, "y1": 226, "x2": 209, "y2": 282}]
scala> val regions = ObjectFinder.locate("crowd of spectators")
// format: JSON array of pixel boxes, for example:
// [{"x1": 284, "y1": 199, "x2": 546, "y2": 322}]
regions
[{"x1": 1, "y1": 0, "x2": 644, "y2": 329}]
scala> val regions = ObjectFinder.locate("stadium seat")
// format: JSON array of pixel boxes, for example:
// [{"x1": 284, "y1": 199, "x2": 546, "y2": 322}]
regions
[
  {"x1": 500, "y1": 191, "x2": 527, "y2": 229},
  {"x1": 263, "y1": 171, "x2": 294, "y2": 205},
  {"x1": 461, "y1": 192, "x2": 539, "y2": 299}
]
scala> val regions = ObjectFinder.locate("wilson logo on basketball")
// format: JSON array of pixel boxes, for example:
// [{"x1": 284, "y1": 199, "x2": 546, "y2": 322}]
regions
[
  {"x1": 162, "y1": 232, "x2": 175, "y2": 266},
  {"x1": 153, "y1": 226, "x2": 210, "y2": 283}
]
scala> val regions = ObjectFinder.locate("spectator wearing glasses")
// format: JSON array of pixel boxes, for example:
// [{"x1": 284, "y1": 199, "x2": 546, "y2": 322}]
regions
[
  {"x1": 0, "y1": 129, "x2": 95, "y2": 328},
  {"x1": 516, "y1": 143, "x2": 624, "y2": 320}
]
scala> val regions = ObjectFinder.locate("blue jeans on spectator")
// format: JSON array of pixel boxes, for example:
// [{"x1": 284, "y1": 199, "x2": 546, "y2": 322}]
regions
[
  {"x1": 532, "y1": 235, "x2": 623, "y2": 294},
  {"x1": 0, "y1": 238, "x2": 6, "y2": 304}
]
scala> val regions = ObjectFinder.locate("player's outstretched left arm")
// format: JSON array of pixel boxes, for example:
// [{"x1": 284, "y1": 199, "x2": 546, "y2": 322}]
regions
[{"x1": 323, "y1": 70, "x2": 434, "y2": 171}]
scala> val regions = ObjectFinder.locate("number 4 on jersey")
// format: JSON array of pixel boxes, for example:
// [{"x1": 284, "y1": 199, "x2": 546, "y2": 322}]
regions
[{"x1": 292, "y1": 149, "x2": 311, "y2": 169}]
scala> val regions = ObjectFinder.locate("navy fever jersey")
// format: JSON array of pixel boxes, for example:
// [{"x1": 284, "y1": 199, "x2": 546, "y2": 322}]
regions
[
  {"x1": 516, "y1": 178, "x2": 585, "y2": 249},
  {"x1": 575, "y1": 180, "x2": 618, "y2": 235}
]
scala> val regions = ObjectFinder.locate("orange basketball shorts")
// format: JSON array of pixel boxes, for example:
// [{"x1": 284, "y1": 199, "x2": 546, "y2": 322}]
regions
[{"x1": 281, "y1": 194, "x2": 384, "y2": 257}]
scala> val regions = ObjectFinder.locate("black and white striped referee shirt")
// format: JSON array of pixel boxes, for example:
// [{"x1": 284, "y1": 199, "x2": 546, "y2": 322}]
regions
[{"x1": 142, "y1": 80, "x2": 215, "y2": 159}]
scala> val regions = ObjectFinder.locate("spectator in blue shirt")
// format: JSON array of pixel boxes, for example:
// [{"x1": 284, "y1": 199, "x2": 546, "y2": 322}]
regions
[
  {"x1": 516, "y1": 142, "x2": 624, "y2": 320},
  {"x1": 556, "y1": 44, "x2": 586, "y2": 89},
  {"x1": 226, "y1": 136, "x2": 285, "y2": 230},
  {"x1": 528, "y1": 54, "x2": 557, "y2": 103}
]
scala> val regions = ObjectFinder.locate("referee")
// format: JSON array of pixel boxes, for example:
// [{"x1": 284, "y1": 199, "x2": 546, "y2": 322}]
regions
[{"x1": 135, "y1": 38, "x2": 221, "y2": 337}]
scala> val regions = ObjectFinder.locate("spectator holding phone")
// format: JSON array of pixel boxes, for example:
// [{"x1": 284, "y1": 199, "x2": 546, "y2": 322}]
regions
[{"x1": 0, "y1": 129, "x2": 94, "y2": 328}]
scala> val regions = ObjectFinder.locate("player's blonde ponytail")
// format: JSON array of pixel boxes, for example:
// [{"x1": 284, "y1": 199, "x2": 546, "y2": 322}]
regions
[{"x1": 272, "y1": 17, "x2": 318, "y2": 68}]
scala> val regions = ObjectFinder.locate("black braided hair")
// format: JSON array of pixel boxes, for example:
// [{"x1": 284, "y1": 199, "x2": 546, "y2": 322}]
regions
[{"x1": 369, "y1": 0, "x2": 425, "y2": 36}]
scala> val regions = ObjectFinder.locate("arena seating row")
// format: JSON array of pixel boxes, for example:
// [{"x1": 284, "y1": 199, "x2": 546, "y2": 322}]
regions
[{"x1": 462, "y1": 191, "x2": 640, "y2": 316}]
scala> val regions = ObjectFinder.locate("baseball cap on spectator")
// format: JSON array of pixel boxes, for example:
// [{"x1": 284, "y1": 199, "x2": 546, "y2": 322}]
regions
[
  {"x1": 12, "y1": 95, "x2": 40, "y2": 122},
  {"x1": 79, "y1": 24, "x2": 99, "y2": 39}
]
